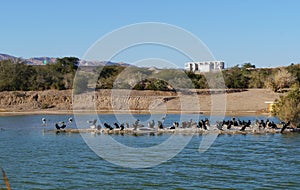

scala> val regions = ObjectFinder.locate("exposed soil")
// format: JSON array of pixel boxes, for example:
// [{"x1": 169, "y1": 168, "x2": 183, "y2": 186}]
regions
[{"x1": 0, "y1": 89, "x2": 281, "y2": 116}]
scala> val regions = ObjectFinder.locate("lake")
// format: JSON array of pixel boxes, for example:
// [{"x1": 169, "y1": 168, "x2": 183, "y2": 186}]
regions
[{"x1": 0, "y1": 114, "x2": 299, "y2": 189}]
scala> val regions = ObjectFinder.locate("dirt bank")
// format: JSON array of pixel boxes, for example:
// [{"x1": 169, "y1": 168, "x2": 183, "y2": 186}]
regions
[{"x1": 0, "y1": 89, "x2": 281, "y2": 115}]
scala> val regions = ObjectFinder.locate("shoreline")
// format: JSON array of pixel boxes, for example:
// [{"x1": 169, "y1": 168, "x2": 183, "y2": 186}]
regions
[
  {"x1": 0, "y1": 89, "x2": 279, "y2": 117},
  {"x1": 0, "y1": 109, "x2": 270, "y2": 116}
]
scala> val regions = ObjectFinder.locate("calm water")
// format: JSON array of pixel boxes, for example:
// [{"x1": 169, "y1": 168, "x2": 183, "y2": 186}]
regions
[{"x1": 0, "y1": 114, "x2": 299, "y2": 189}]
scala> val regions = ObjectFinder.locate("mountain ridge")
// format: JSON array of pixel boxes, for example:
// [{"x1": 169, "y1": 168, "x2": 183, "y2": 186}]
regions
[{"x1": 0, "y1": 53, "x2": 130, "y2": 66}]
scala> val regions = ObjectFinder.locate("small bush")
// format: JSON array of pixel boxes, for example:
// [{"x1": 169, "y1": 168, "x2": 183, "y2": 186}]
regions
[{"x1": 272, "y1": 85, "x2": 300, "y2": 127}]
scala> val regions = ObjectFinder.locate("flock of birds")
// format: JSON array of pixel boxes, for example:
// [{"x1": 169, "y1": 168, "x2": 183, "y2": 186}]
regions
[
  {"x1": 42, "y1": 117, "x2": 72, "y2": 130},
  {"x1": 42, "y1": 116, "x2": 297, "y2": 134}
]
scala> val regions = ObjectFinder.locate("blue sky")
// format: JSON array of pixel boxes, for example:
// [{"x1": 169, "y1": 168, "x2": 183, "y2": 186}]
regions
[{"x1": 1, "y1": 0, "x2": 300, "y2": 68}]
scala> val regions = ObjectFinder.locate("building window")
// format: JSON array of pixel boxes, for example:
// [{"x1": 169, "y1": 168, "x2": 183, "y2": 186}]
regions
[
  {"x1": 185, "y1": 61, "x2": 225, "y2": 72},
  {"x1": 210, "y1": 63, "x2": 214, "y2": 71}
]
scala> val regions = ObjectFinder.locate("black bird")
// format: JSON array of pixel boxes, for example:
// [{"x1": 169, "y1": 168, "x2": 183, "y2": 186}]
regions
[
  {"x1": 205, "y1": 118, "x2": 210, "y2": 127},
  {"x1": 120, "y1": 124, "x2": 125, "y2": 131},
  {"x1": 55, "y1": 122, "x2": 66, "y2": 130},
  {"x1": 104, "y1": 123, "x2": 109, "y2": 128},
  {"x1": 240, "y1": 125, "x2": 247, "y2": 131},
  {"x1": 197, "y1": 121, "x2": 203, "y2": 129},
  {"x1": 260, "y1": 120, "x2": 266, "y2": 128},
  {"x1": 60, "y1": 122, "x2": 67, "y2": 129},
  {"x1": 202, "y1": 120, "x2": 208, "y2": 130},
  {"x1": 199, "y1": 119, "x2": 207, "y2": 130},
  {"x1": 266, "y1": 119, "x2": 270, "y2": 127},
  {"x1": 170, "y1": 122, "x2": 179, "y2": 129},
  {"x1": 247, "y1": 120, "x2": 251, "y2": 126},
  {"x1": 280, "y1": 121, "x2": 290, "y2": 133},
  {"x1": 241, "y1": 120, "x2": 251, "y2": 131},
  {"x1": 268, "y1": 121, "x2": 277, "y2": 129},
  {"x1": 104, "y1": 123, "x2": 113, "y2": 130},
  {"x1": 174, "y1": 122, "x2": 179, "y2": 128},
  {"x1": 158, "y1": 121, "x2": 163, "y2": 129},
  {"x1": 238, "y1": 119, "x2": 242, "y2": 126},
  {"x1": 114, "y1": 123, "x2": 120, "y2": 129},
  {"x1": 232, "y1": 118, "x2": 238, "y2": 126},
  {"x1": 55, "y1": 123, "x2": 61, "y2": 130},
  {"x1": 170, "y1": 122, "x2": 175, "y2": 129},
  {"x1": 227, "y1": 123, "x2": 232, "y2": 130}
]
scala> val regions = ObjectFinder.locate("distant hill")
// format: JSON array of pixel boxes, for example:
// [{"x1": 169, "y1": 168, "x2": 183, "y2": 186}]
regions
[
  {"x1": 0, "y1": 53, "x2": 18, "y2": 61},
  {"x1": 78, "y1": 60, "x2": 131, "y2": 67},
  {"x1": 0, "y1": 53, "x2": 130, "y2": 66}
]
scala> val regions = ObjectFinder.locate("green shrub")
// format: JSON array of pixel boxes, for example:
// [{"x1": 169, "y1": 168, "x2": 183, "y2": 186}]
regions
[{"x1": 272, "y1": 85, "x2": 300, "y2": 127}]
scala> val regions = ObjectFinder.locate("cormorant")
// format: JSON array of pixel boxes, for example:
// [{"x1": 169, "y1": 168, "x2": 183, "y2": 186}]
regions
[
  {"x1": 60, "y1": 122, "x2": 67, "y2": 129},
  {"x1": 280, "y1": 121, "x2": 290, "y2": 133},
  {"x1": 157, "y1": 121, "x2": 163, "y2": 129},
  {"x1": 55, "y1": 123, "x2": 60, "y2": 130},
  {"x1": 104, "y1": 123, "x2": 113, "y2": 130},
  {"x1": 120, "y1": 124, "x2": 125, "y2": 130},
  {"x1": 197, "y1": 121, "x2": 203, "y2": 129},
  {"x1": 114, "y1": 123, "x2": 120, "y2": 129},
  {"x1": 240, "y1": 125, "x2": 247, "y2": 131}
]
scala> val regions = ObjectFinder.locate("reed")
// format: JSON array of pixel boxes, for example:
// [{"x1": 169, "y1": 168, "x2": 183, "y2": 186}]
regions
[{"x1": 0, "y1": 167, "x2": 11, "y2": 190}]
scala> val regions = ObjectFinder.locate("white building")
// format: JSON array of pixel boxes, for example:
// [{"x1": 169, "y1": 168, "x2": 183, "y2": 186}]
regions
[{"x1": 185, "y1": 61, "x2": 225, "y2": 72}]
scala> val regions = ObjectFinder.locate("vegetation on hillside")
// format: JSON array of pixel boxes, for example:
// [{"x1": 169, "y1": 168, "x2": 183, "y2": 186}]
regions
[
  {"x1": 1, "y1": 58, "x2": 300, "y2": 124},
  {"x1": 0, "y1": 58, "x2": 300, "y2": 93},
  {"x1": 0, "y1": 57, "x2": 78, "y2": 91}
]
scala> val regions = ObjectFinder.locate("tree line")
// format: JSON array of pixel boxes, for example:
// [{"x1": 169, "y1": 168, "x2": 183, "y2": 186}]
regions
[
  {"x1": 0, "y1": 57, "x2": 78, "y2": 91},
  {"x1": 1, "y1": 58, "x2": 300, "y2": 92}
]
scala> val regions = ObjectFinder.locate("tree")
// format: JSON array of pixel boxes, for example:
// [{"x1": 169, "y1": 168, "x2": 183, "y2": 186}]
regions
[
  {"x1": 223, "y1": 65, "x2": 249, "y2": 88},
  {"x1": 55, "y1": 57, "x2": 79, "y2": 74},
  {"x1": 73, "y1": 74, "x2": 89, "y2": 94},
  {"x1": 272, "y1": 85, "x2": 300, "y2": 127},
  {"x1": 242, "y1": 62, "x2": 255, "y2": 69},
  {"x1": 248, "y1": 69, "x2": 271, "y2": 88},
  {"x1": 96, "y1": 66, "x2": 125, "y2": 89},
  {"x1": 0, "y1": 59, "x2": 33, "y2": 91},
  {"x1": 266, "y1": 68, "x2": 296, "y2": 92},
  {"x1": 287, "y1": 63, "x2": 300, "y2": 83},
  {"x1": 55, "y1": 57, "x2": 79, "y2": 89}
]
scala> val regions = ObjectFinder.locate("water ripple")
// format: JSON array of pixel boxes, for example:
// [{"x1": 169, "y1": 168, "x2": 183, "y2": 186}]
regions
[{"x1": 0, "y1": 115, "x2": 300, "y2": 189}]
